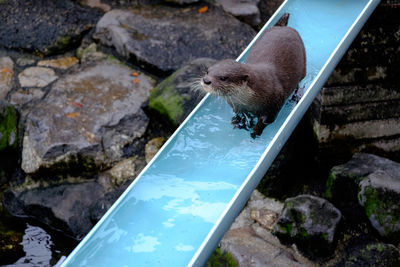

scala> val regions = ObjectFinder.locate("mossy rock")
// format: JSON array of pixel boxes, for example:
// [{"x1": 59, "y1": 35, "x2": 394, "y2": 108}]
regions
[
  {"x1": 206, "y1": 248, "x2": 237, "y2": 267},
  {"x1": 273, "y1": 195, "x2": 341, "y2": 257},
  {"x1": 149, "y1": 58, "x2": 215, "y2": 126},
  {"x1": 338, "y1": 243, "x2": 400, "y2": 267},
  {"x1": 358, "y1": 171, "x2": 400, "y2": 242},
  {"x1": 0, "y1": 101, "x2": 18, "y2": 151}
]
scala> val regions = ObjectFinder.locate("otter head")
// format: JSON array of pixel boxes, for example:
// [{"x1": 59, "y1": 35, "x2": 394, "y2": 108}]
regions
[{"x1": 201, "y1": 59, "x2": 249, "y2": 96}]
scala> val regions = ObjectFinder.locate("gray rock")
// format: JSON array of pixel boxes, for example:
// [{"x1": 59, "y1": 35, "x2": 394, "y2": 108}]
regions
[
  {"x1": 163, "y1": 0, "x2": 200, "y2": 4},
  {"x1": 3, "y1": 182, "x2": 104, "y2": 239},
  {"x1": 336, "y1": 243, "x2": 400, "y2": 267},
  {"x1": 16, "y1": 57, "x2": 36, "y2": 67},
  {"x1": 149, "y1": 58, "x2": 215, "y2": 125},
  {"x1": 273, "y1": 195, "x2": 342, "y2": 256},
  {"x1": 10, "y1": 88, "x2": 45, "y2": 108},
  {"x1": 216, "y1": 0, "x2": 261, "y2": 26},
  {"x1": 326, "y1": 153, "x2": 400, "y2": 233},
  {"x1": 145, "y1": 137, "x2": 166, "y2": 163},
  {"x1": 0, "y1": 56, "x2": 14, "y2": 100},
  {"x1": 358, "y1": 170, "x2": 400, "y2": 242},
  {"x1": 107, "y1": 157, "x2": 136, "y2": 187},
  {"x1": 21, "y1": 57, "x2": 155, "y2": 176},
  {"x1": 220, "y1": 190, "x2": 312, "y2": 266},
  {"x1": 93, "y1": 6, "x2": 255, "y2": 74},
  {"x1": 18, "y1": 67, "x2": 58, "y2": 88},
  {"x1": 0, "y1": 0, "x2": 102, "y2": 55},
  {"x1": 37, "y1": 57, "x2": 79, "y2": 70}
]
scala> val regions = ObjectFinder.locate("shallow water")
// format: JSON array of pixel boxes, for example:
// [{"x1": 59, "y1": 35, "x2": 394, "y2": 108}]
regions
[{"x1": 63, "y1": 0, "x2": 373, "y2": 266}]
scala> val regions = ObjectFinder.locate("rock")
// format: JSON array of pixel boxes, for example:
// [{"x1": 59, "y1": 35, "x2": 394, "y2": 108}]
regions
[
  {"x1": 16, "y1": 57, "x2": 36, "y2": 67},
  {"x1": 3, "y1": 182, "x2": 104, "y2": 239},
  {"x1": 337, "y1": 243, "x2": 400, "y2": 267},
  {"x1": 0, "y1": 100, "x2": 18, "y2": 151},
  {"x1": 149, "y1": 58, "x2": 214, "y2": 125},
  {"x1": 76, "y1": 43, "x2": 106, "y2": 63},
  {"x1": 326, "y1": 153, "x2": 400, "y2": 237},
  {"x1": 164, "y1": 0, "x2": 200, "y2": 4},
  {"x1": 358, "y1": 170, "x2": 400, "y2": 242},
  {"x1": 93, "y1": 6, "x2": 255, "y2": 74},
  {"x1": 10, "y1": 88, "x2": 45, "y2": 108},
  {"x1": 145, "y1": 137, "x2": 166, "y2": 163},
  {"x1": 219, "y1": 190, "x2": 312, "y2": 266},
  {"x1": 0, "y1": 0, "x2": 102, "y2": 55},
  {"x1": 107, "y1": 157, "x2": 136, "y2": 187},
  {"x1": 37, "y1": 57, "x2": 79, "y2": 70},
  {"x1": 21, "y1": 57, "x2": 155, "y2": 176},
  {"x1": 79, "y1": 0, "x2": 111, "y2": 12},
  {"x1": 0, "y1": 56, "x2": 14, "y2": 100},
  {"x1": 215, "y1": 0, "x2": 261, "y2": 26},
  {"x1": 18, "y1": 67, "x2": 58, "y2": 88},
  {"x1": 258, "y1": 0, "x2": 285, "y2": 26},
  {"x1": 89, "y1": 182, "x2": 129, "y2": 223},
  {"x1": 273, "y1": 195, "x2": 342, "y2": 256}
]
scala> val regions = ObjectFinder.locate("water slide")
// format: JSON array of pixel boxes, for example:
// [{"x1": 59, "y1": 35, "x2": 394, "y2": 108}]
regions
[{"x1": 60, "y1": 0, "x2": 380, "y2": 266}]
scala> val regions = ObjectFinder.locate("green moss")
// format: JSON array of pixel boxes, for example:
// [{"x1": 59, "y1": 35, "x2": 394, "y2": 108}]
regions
[
  {"x1": 0, "y1": 105, "x2": 18, "y2": 151},
  {"x1": 149, "y1": 74, "x2": 184, "y2": 126},
  {"x1": 362, "y1": 186, "x2": 400, "y2": 235},
  {"x1": 325, "y1": 171, "x2": 337, "y2": 199},
  {"x1": 206, "y1": 248, "x2": 237, "y2": 267}
]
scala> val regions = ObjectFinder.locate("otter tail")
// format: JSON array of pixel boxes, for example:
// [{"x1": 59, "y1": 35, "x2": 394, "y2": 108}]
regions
[{"x1": 275, "y1": 13, "x2": 289, "y2": 26}]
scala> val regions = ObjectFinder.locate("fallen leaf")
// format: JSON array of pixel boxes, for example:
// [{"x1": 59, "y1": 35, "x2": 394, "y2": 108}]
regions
[
  {"x1": 198, "y1": 6, "x2": 208, "y2": 13},
  {"x1": 133, "y1": 78, "x2": 140, "y2": 84},
  {"x1": 65, "y1": 112, "x2": 80, "y2": 118},
  {"x1": 131, "y1": 71, "x2": 139, "y2": 77},
  {"x1": 1, "y1": 68, "x2": 11, "y2": 73},
  {"x1": 71, "y1": 102, "x2": 83, "y2": 108}
]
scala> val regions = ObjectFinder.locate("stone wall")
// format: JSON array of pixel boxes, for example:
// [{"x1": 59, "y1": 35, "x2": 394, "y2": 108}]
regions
[{"x1": 311, "y1": 0, "x2": 400, "y2": 163}]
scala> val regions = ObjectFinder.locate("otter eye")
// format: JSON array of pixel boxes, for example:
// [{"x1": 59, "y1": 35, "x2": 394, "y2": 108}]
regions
[{"x1": 219, "y1": 76, "x2": 228, "y2": 81}]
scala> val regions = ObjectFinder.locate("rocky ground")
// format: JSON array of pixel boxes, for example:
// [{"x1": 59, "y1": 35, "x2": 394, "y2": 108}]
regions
[{"x1": 0, "y1": 0, "x2": 399, "y2": 266}]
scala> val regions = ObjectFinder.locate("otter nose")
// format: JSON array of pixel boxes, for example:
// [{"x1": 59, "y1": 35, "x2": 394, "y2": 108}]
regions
[{"x1": 203, "y1": 77, "x2": 211, "y2": 85}]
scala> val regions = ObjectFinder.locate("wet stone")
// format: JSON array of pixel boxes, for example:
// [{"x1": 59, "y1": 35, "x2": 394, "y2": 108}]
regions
[
  {"x1": 145, "y1": 137, "x2": 166, "y2": 163},
  {"x1": 94, "y1": 6, "x2": 255, "y2": 74},
  {"x1": 273, "y1": 194, "x2": 342, "y2": 256},
  {"x1": 0, "y1": 0, "x2": 102, "y2": 55},
  {"x1": 0, "y1": 56, "x2": 14, "y2": 100},
  {"x1": 37, "y1": 57, "x2": 79, "y2": 70},
  {"x1": 21, "y1": 57, "x2": 155, "y2": 176},
  {"x1": 216, "y1": 0, "x2": 261, "y2": 26},
  {"x1": 3, "y1": 182, "x2": 104, "y2": 239},
  {"x1": 18, "y1": 67, "x2": 58, "y2": 88},
  {"x1": 10, "y1": 88, "x2": 45, "y2": 108},
  {"x1": 327, "y1": 153, "x2": 400, "y2": 236}
]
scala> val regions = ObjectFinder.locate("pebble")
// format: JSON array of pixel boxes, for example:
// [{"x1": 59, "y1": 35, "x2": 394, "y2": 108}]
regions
[{"x1": 18, "y1": 67, "x2": 58, "y2": 88}]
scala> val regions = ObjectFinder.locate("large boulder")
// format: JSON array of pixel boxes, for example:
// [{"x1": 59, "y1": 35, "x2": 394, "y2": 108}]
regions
[
  {"x1": 327, "y1": 153, "x2": 400, "y2": 242},
  {"x1": 21, "y1": 56, "x2": 155, "y2": 176},
  {"x1": 273, "y1": 195, "x2": 342, "y2": 256},
  {"x1": 0, "y1": 56, "x2": 14, "y2": 100},
  {"x1": 0, "y1": 0, "x2": 102, "y2": 55},
  {"x1": 93, "y1": 5, "x2": 256, "y2": 74},
  {"x1": 3, "y1": 181, "x2": 104, "y2": 239},
  {"x1": 220, "y1": 191, "x2": 312, "y2": 266},
  {"x1": 148, "y1": 58, "x2": 213, "y2": 126}
]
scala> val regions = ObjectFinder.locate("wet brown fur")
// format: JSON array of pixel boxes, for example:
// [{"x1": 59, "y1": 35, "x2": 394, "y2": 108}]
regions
[{"x1": 201, "y1": 13, "x2": 306, "y2": 137}]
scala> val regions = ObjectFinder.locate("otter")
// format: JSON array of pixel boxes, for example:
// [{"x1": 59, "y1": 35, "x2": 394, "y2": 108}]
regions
[{"x1": 201, "y1": 13, "x2": 306, "y2": 138}]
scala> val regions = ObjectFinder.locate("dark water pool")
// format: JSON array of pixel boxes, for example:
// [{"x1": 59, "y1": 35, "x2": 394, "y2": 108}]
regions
[{"x1": 1, "y1": 215, "x2": 77, "y2": 267}]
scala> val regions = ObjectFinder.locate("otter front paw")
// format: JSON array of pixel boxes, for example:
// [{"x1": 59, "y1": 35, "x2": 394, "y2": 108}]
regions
[{"x1": 231, "y1": 112, "x2": 255, "y2": 130}]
